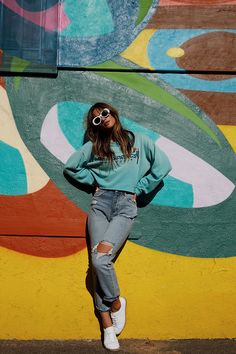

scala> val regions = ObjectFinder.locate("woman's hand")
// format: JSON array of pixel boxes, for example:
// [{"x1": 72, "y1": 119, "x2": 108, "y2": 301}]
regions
[{"x1": 132, "y1": 194, "x2": 137, "y2": 202}]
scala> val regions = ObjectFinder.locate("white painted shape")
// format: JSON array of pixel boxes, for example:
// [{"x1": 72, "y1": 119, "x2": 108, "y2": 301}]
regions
[
  {"x1": 40, "y1": 104, "x2": 75, "y2": 163},
  {"x1": 157, "y1": 136, "x2": 235, "y2": 207}
]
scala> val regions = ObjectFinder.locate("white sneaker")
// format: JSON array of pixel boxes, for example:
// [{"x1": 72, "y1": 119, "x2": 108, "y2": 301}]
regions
[
  {"x1": 110, "y1": 297, "x2": 126, "y2": 335},
  {"x1": 103, "y1": 326, "x2": 120, "y2": 351}
]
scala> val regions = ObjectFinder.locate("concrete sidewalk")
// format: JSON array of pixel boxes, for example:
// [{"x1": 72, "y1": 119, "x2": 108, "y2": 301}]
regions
[{"x1": 0, "y1": 339, "x2": 236, "y2": 354}]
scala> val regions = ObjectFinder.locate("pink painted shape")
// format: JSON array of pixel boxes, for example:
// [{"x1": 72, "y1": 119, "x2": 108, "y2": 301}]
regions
[
  {"x1": 58, "y1": 3, "x2": 71, "y2": 31},
  {"x1": 156, "y1": 137, "x2": 235, "y2": 208},
  {"x1": 0, "y1": 0, "x2": 70, "y2": 31},
  {"x1": 159, "y1": 0, "x2": 236, "y2": 5},
  {"x1": 40, "y1": 104, "x2": 75, "y2": 163}
]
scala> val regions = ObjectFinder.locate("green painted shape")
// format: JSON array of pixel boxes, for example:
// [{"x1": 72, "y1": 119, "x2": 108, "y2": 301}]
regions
[
  {"x1": 135, "y1": 0, "x2": 153, "y2": 26},
  {"x1": 11, "y1": 57, "x2": 30, "y2": 90},
  {"x1": 91, "y1": 61, "x2": 221, "y2": 146},
  {"x1": 11, "y1": 57, "x2": 29, "y2": 72}
]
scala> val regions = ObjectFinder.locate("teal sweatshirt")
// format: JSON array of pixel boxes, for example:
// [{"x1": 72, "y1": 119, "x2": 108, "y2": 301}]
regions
[{"x1": 64, "y1": 133, "x2": 172, "y2": 196}]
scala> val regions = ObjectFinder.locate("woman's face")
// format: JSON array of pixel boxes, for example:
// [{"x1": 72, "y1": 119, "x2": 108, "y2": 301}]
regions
[{"x1": 92, "y1": 107, "x2": 116, "y2": 129}]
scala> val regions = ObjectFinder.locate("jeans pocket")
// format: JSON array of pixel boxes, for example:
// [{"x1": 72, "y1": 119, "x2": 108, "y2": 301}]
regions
[
  {"x1": 94, "y1": 188, "x2": 106, "y2": 197},
  {"x1": 91, "y1": 188, "x2": 106, "y2": 206},
  {"x1": 122, "y1": 194, "x2": 138, "y2": 219},
  {"x1": 125, "y1": 192, "x2": 137, "y2": 204}
]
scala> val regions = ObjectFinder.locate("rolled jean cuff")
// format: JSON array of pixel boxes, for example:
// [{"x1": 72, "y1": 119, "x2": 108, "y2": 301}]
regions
[{"x1": 97, "y1": 295, "x2": 120, "y2": 312}]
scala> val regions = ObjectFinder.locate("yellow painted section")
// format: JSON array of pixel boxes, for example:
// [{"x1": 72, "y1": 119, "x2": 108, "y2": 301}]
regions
[
  {"x1": 217, "y1": 125, "x2": 236, "y2": 153},
  {"x1": 166, "y1": 47, "x2": 185, "y2": 58},
  {"x1": 121, "y1": 30, "x2": 156, "y2": 70},
  {"x1": 0, "y1": 86, "x2": 49, "y2": 193},
  {"x1": 1, "y1": 242, "x2": 236, "y2": 339}
]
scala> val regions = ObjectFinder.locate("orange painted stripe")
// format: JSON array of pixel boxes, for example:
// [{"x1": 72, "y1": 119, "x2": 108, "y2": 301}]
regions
[{"x1": 0, "y1": 180, "x2": 88, "y2": 257}]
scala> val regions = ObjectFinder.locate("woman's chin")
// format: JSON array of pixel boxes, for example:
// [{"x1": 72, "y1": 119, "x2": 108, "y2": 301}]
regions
[{"x1": 101, "y1": 124, "x2": 114, "y2": 130}]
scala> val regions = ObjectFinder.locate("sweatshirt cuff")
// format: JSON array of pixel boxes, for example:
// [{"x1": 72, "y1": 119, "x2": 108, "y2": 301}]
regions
[{"x1": 134, "y1": 187, "x2": 142, "y2": 196}]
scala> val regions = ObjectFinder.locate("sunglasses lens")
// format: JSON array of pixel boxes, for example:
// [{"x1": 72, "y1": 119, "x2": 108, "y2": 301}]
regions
[
  {"x1": 101, "y1": 108, "x2": 109, "y2": 117},
  {"x1": 93, "y1": 117, "x2": 101, "y2": 125}
]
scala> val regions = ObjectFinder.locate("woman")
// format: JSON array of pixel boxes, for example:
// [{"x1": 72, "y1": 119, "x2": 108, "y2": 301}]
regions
[{"x1": 64, "y1": 102, "x2": 172, "y2": 351}]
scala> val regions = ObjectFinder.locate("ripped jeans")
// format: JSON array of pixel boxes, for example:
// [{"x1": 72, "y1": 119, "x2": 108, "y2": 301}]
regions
[{"x1": 88, "y1": 189, "x2": 138, "y2": 312}]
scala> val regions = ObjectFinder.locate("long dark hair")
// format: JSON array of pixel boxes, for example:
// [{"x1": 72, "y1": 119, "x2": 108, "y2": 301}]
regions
[{"x1": 86, "y1": 102, "x2": 134, "y2": 163}]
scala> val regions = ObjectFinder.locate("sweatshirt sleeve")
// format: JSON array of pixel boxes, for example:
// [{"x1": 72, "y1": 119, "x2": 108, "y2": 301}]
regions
[
  {"x1": 63, "y1": 144, "x2": 95, "y2": 186},
  {"x1": 134, "y1": 138, "x2": 172, "y2": 196}
]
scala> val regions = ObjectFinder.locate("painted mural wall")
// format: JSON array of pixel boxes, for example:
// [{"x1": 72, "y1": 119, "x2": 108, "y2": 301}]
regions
[{"x1": 0, "y1": 0, "x2": 236, "y2": 340}]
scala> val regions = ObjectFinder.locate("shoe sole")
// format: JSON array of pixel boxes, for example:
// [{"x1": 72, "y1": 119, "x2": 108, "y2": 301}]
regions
[{"x1": 104, "y1": 345, "x2": 120, "y2": 351}]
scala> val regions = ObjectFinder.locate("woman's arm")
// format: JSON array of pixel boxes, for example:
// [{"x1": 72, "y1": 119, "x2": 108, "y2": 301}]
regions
[
  {"x1": 63, "y1": 146, "x2": 95, "y2": 186},
  {"x1": 135, "y1": 139, "x2": 172, "y2": 196}
]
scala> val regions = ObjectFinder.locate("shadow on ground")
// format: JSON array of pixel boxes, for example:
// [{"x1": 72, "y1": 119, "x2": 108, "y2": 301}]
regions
[{"x1": 0, "y1": 339, "x2": 236, "y2": 354}]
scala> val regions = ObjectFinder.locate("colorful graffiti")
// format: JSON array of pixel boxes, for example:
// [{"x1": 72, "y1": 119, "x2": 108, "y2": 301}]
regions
[
  {"x1": 0, "y1": 0, "x2": 236, "y2": 342},
  {"x1": 4, "y1": 69, "x2": 235, "y2": 259},
  {"x1": 0, "y1": 0, "x2": 158, "y2": 70}
]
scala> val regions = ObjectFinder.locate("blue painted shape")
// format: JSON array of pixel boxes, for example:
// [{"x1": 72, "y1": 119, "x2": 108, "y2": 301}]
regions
[
  {"x1": 0, "y1": 140, "x2": 27, "y2": 195},
  {"x1": 58, "y1": 1, "x2": 139, "y2": 66},
  {"x1": 58, "y1": 101, "x2": 193, "y2": 208},
  {"x1": 61, "y1": 0, "x2": 114, "y2": 37},
  {"x1": 157, "y1": 73, "x2": 236, "y2": 93},
  {"x1": 154, "y1": 175, "x2": 193, "y2": 207},
  {"x1": 148, "y1": 29, "x2": 236, "y2": 92}
]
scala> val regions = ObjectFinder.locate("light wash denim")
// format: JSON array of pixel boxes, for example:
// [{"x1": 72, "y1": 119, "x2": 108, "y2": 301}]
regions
[{"x1": 88, "y1": 189, "x2": 138, "y2": 312}]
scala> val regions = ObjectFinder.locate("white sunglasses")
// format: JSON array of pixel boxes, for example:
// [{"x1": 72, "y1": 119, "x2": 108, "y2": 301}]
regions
[{"x1": 92, "y1": 108, "x2": 110, "y2": 126}]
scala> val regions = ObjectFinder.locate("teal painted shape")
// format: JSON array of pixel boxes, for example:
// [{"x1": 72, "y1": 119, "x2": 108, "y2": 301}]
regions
[
  {"x1": 0, "y1": 140, "x2": 27, "y2": 195},
  {"x1": 61, "y1": 0, "x2": 114, "y2": 37},
  {"x1": 58, "y1": 102, "x2": 160, "y2": 149},
  {"x1": 154, "y1": 175, "x2": 193, "y2": 207},
  {"x1": 58, "y1": 102, "x2": 89, "y2": 149},
  {"x1": 120, "y1": 116, "x2": 160, "y2": 141}
]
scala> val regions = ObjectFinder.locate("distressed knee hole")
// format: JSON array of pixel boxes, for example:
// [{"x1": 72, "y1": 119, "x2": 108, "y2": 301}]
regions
[
  {"x1": 91, "y1": 241, "x2": 113, "y2": 258},
  {"x1": 97, "y1": 241, "x2": 113, "y2": 254}
]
